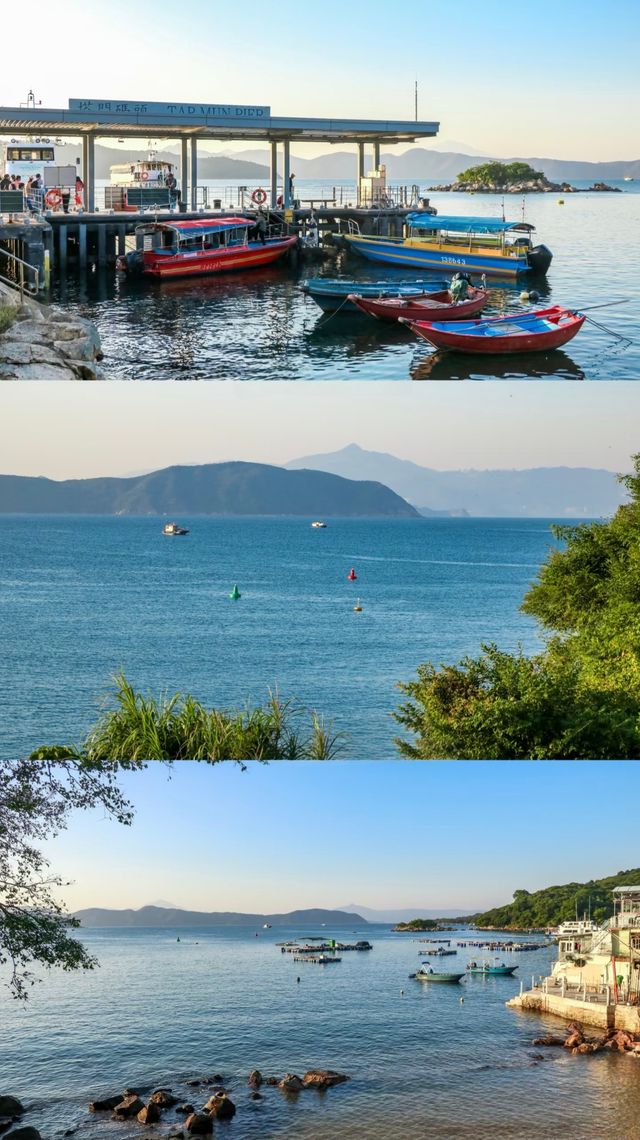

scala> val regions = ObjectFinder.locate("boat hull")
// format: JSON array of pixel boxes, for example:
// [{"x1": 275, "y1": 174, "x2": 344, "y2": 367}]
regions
[
  {"x1": 415, "y1": 973, "x2": 464, "y2": 984},
  {"x1": 349, "y1": 288, "x2": 489, "y2": 323},
  {"x1": 301, "y1": 278, "x2": 446, "y2": 312},
  {"x1": 466, "y1": 967, "x2": 518, "y2": 976},
  {"x1": 342, "y1": 234, "x2": 532, "y2": 277},
  {"x1": 136, "y1": 236, "x2": 297, "y2": 279},
  {"x1": 403, "y1": 307, "x2": 585, "y2": 355}
]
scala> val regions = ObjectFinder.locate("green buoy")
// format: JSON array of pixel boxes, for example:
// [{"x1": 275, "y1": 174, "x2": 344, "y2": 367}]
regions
[{"x1": 230, "y1": 583, "x2": 241, "y2": 600}]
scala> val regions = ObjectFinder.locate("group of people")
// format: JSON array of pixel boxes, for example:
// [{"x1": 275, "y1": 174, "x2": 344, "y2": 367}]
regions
[{"x1": 0, "y1": 172, "x2": 85, "y2": 213}]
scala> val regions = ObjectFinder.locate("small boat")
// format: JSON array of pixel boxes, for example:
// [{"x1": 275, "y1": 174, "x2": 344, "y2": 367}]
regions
[
  {"x1": 353, "y1": 598, "x2": 363, "y2": 613},
  {"x1": 162, "y1": 522, "x2": 189, "y2": 536},
  {"x1": 466, "y1": 961, "x2": 518, "y2": 976},
  {"x1": 401, "y1": 306, "x2": 585, "y2": 355},
  {"x1": 229, "y1": 583, "x2": 241, "y2": 600},
  {"x1": 263, "y1": 923, "x2": 272, "y2": 929},
  {"x1": 412, "y1": 965, "x2": 464, "y2": 984},
  {"x1": 118, "y1": 217, "x2": 297, "y2": 279},
  {"x1": 348, "y1": 286, "x2": 489, "y2": 323},
  {"x1": 348, "y1": 568, "x2": 358, "y2": 580},
  {"x1": 340, "y1": 215, "x2": 553, "y2": 277},
  {"x1": 311, "y1": 521, "x2": 327, "y2": 528},
  {"x1": 301, "y1": 277, "x2": 448, "y2": 312}
]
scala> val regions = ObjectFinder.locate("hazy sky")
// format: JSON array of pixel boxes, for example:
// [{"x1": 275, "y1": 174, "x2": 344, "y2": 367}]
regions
[
  {"x1": 0, "y1": 382, "x2": 637, "y2": 480},
  {"x1": 3, "y1": 0, "x2": 639, "y2": 161},
  {"x1": 46, "y1": 761, "x2": 640, "y2": 912}
]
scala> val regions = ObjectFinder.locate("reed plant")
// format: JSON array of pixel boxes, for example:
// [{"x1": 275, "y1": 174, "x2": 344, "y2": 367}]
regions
[{"x1": 30, "y1": 674, "x2": 342, "y2": 761}]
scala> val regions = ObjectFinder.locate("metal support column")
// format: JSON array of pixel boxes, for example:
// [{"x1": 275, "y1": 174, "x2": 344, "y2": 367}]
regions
[
  {"x1": 373, "y1": 141, "x2": 381, "y2": 169},
  {"x1": 283, "y1": 139, "x2": 290, "y2": 208},
  {"x1": 86, "y1": 135, "x2": 95, "y2": 212},
  {"x1": 181, "y1": 138, "x2": 188, "y2": 212},
  {"x1": 270, "y1": 141, "x2": 278, "y2": 208},
  {"x1": 358, "y1": 142, "x2": 366, "y2": 179},
  {"x1": 82, "y1": 136, "x2": 89, "y2": 203},
  {"x1": 97, "y1": 224, "x2": 106, "y2": 265},
  {"x1": 78, "y1": 222, "x2": 87, "y2": 269},
  {"x1": 117, "y1": 224, "x2": 126, "y2": 255},
  {"x1": 190, "y1": 138, "x2": 198, "y2": 210},
  {"x1": 59, "y1": 224, "x2": 67, "y2": 272}
]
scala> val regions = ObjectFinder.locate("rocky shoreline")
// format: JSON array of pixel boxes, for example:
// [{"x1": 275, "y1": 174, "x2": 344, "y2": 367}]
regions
[
  {"x1": 0, "y1": 282, "x2": 104, "y2": 381},
  {"x1": 429, "y1": 178, "x2": 622, "y2": 194},
  {"x1": 1, "y1": 1068, "x2": 349, "y2": 1138},
  {"x1": 533, "y1": 1020, "x2": 640, "y2": 1058}
]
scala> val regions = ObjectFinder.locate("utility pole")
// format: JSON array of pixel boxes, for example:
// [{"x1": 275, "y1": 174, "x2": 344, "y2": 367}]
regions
[{"x1": 414, "y1": 80, "x2": 418, "y2": 122}]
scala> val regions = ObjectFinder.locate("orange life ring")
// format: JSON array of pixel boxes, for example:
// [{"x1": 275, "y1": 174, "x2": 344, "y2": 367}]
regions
[
  {"x1": 45, "y1": 189, "x2": 62, "y2": 208},
  {"x1": 251, "y1": 187, "x2": 267, "y2": 204},
  {"x1": 141, "y1": 170, "x2": 149, "y2": 181}
]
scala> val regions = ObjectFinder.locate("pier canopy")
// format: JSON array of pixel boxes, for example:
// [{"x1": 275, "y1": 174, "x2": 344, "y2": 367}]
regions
[{"x1": 0, "y1": 97, "x2": 439, "y2": 210}]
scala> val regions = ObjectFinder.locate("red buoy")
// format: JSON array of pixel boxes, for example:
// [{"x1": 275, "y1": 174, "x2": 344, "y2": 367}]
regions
[{"x1": 348, "y1": 568, "x2": 357, "y2": 581}]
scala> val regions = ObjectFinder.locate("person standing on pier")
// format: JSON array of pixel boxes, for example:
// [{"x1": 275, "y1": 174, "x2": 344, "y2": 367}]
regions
[
  {"x1": 165, "y1": 170, "x2": 179, "y2": 208},
  {"x1": 255, "y1": 208, "x2": 268, "y2": 245},
  {"x1": 289, "y1": 171, "x2": 296, "y2": 204}
]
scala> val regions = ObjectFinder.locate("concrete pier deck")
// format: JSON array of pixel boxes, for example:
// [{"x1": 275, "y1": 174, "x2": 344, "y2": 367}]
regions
[{"x1": 508, "y1": 984, "x2": 640, "y2": 1032}]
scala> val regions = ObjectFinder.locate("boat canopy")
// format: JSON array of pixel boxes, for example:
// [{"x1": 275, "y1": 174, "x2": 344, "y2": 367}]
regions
[
  {"x1": 406, "y1": 214, "x2": 535, "y2": 234},
  {"x1": 137, "y1": 217, "x2": 253, "y2": 237}
]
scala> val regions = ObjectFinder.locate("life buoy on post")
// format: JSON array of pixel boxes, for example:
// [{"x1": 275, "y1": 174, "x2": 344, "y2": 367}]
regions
[
  {"x1": 251, "y1": 187, "x2": 267, "y2": 205},
  {"x1": 141, "y1": 170, "x2": 149, "y2": 181},
  {"x1": 45, "y1": 189, "x2": 62, "y2": 209}
]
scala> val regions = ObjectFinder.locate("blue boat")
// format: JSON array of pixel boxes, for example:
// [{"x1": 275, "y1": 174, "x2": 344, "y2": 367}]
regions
[
  {"x1": 300, "y1": 277, "x2": 449, "y2": 312},
  {"x1": 340, "y1": 215, "x2": 553, "y2": 278}
]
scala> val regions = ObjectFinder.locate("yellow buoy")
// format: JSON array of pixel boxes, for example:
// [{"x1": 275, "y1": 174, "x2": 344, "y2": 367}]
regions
[
  {"x1": 519, "y1": 291, "x2": 530, "y2": 303},
  {"x1": 354, "y1": 598, "x2": 363, "y2": 613},
  {"x1": 557, "y1": 198, "x2": 564, "y2": 205}
]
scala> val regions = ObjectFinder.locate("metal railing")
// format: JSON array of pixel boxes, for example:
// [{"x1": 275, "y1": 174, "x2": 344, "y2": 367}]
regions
[{"x1": 0, "y1": 247, "x2": 39, "y2": 298}]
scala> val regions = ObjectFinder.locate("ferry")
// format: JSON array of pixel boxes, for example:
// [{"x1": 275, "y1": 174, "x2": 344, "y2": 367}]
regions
[
  {"x1": 110, "y1": 154, "x2": 175, "y2": 189},
  {"x1": 162, "y1": 522, "x2": 189, "y2": 536},
  {"x1": 117, "y1": 218, "x2": 297, "y2": 279},
  {"x1": 340, "y1": 214, "x2": 553, "y2": 277}
]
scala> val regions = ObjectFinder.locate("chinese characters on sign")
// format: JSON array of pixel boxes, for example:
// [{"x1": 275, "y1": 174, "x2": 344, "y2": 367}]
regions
[{"x1": 69, "y1": 99, "x2": 270, "y2": 119}]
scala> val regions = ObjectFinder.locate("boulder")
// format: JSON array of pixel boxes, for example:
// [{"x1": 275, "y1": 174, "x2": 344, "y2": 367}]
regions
[
  {"x1": 204, "y1": 1095, "x2": 236, "y2": 1121},
  {"x1": 4, "y1": 1130, "x2": 41, "y2": 1140},
  {"x1": 184, "y1": 1113, "x2": 213, "y2": 1135},
  {"x1": 150, "y1": 1090, "x2": 178, "y2": 1108},
  {"x1": 563, "y1": 1030, "x2": 584, "y2": 1050},
  {"x1": 89, "y1": 1095, "x2": 122, "y2": 1112},
  {"x1": 249, "y1": 1092, "x2": 263, "y2": 1101},
  {"x1": 0, "y1": 361, "x2": 76, "y2": 380},
  {"x1": 112, "y1": 1094, "x2": 144, "y2": 1119},
  {"x1": 278, "y1": 1074, "x2": 304, "y2": 1092},
  {"x1": 605, "y1": 1030, "x2": 637, "y2": 1052},
  {"x1": 247, "y1": 1070, "x2": 262, "y2": 1089},
  {"x1": 0, "y1": 1121, "x2": 15, "y2": 1135},
  {"x1": 0, "y1": 1104, "x2": 23, "y2": 1120},
  {"x1": 575, "y1": 1042, "x2": 601, "y2": 1054},
  {"x1": 532, "y1": 1035, "x2": 566, "y2": 1047},
  {"x1": 264, "y1": 1077, "x2": 279, "y2": 1087},
  {"x1": 302, "y1": 1070, "x2": 349, "y2": 1090},
  {"x1": 175, "y1": 1105, "x2": 194, "y2": 1115},
  {"x1": 137, "y1": 1103, "x2": 161, "y2": 1124},
  {"x1": 185, "y1": 1080, "x2": 201, "y2": 1088}
]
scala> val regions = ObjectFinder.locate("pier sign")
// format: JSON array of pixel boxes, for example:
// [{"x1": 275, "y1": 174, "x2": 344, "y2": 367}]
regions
[{"x1": 69, "y1": 99, "x2": 270, "y2": 121}]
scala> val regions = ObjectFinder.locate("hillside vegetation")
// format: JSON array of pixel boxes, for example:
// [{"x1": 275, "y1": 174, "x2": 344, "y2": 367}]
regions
[{"x1": 474, "y1": 868, "x2": 640, "y2": 929}]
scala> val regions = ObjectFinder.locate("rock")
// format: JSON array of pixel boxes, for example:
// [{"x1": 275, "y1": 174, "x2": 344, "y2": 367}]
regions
[
  {"x1": 0, "y1": 1121, "x2": 14, "y2": 1135},
  {"x1": 278, "y1": 1074, "x2": 304, "y2": 1092},
  {"x1": 302, "y1": 1070, "x2": 348, "y2": 1090},
  {"x1": 249, "y1": 1092, "x2": 263, "y2": 1101},
  {"x1": 210, "y1": 1074, "x2": 224, "y2": 1084},
  {"x1": 150, "y1": 1090, "x2": 178, "y2": 1108},
  {"x1": 563, "y1": 1030, "x2": 584, "y2": 1050},
  {"x1": 204, "y1": 1095, "x2": 236, "y2": 1121},
  {"x1": 112, "y1": 1094, "x2": 144, "y2": 1119},
  {"x1": 185, "y1": 1080, "x2": 201, "y2": 1088},
  {"x1": 4, "y1": 1130, "x2": 41, "y2": 1140},
  {"x1": 247, "y1": 1070, "x2": 262, "y2": 1089},
  {"x1": 0, "y1": 361, "x2": 76, "y2": 380},
  {"x1": 175, "y1": 1105, "x2": 194, "y2": 1115},
  {"x1": 605, "y1": 1030, "x2": 637, "y2": 1051},
  {"x1": 0, "y1": 1103, "x2": 23, "y2": 1120},
  {"x1": 137, "y1": 1103, "x2": 161, "y2": 1124},
  {"x1": 575, "y1": 1042, "x2": 600, "y2": 1054},
  {"x1": 89, "y1": 1095, "x2": 122, "y2": 1112},
  {"x1": 264, "y1": 1077, "x2": 279, "y2": 1086},
  {"x1": 184, "y1": 1113, "x2": 213, "y2": 1134},
  {"x1": 532, "y1": 1035, "x2": 566, "y2": 1047}
]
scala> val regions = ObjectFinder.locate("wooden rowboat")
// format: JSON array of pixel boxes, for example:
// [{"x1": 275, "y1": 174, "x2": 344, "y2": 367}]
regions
[
  {"x1": 348, "y1": 287, "x2": 489, "y2": 323},
  {"x1": 401, "y1": 306, "x2": 585, "y2": 355}
]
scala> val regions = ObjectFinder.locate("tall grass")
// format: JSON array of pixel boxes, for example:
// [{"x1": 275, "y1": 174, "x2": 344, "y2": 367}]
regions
[{"x1": 30, "y1": 674, "x2": 343, "y2": 761}]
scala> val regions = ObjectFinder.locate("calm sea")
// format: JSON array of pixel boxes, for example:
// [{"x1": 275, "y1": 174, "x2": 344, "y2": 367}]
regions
[
  {"x1": 2, "y1": 924, "x2": 639, "y2": 1139},
  {"x1": 0, "y1": 515, "x2": 563, "y2": 760},
  {"x1": 50, "y1": 180, "x2": 640, "y2": 380}
]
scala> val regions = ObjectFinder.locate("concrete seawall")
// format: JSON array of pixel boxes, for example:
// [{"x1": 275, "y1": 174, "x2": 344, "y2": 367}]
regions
[{"x1": 507, "y1": 991, "x2": 640, "y2": 1032}]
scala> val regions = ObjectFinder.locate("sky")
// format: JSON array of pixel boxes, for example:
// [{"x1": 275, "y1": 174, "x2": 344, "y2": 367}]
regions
[
  {"x1": 2, "y1": 0, "x2": 639, "y2": 162},
  {"x1": 0, "y1": 382, "x2": 638, "y2": 480},
  {"x1": 45, "y1": 760, "x2": 640, "y2": 913}
]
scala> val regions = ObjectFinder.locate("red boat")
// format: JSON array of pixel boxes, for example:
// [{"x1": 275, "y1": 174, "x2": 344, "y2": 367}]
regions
[
  {"x1": 401, "y1": 306, "x2": 586, "y2": 354},
  {"x1": 347, "y1": 287, "x2": 489, "y2": 323},
  {"x1": 118, "y1": 217, "x2": 297, "y2": 279}
]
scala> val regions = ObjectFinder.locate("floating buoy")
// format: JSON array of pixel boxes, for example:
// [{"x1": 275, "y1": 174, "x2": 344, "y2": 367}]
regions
[
  {"x1": 529, "y1": 289, "x2": 540, "y2": 303},
  {"x1": 558, "y1": 198, "x2": 564, "y2": 205},
  {"x1": 354, "y1": 598, "x2": 362, "y2": 613},
  {"x1": 348, "y1": 568, "x2": 357, "y2": 581},
  {"x1": 230, "y1": 583, "x2": 241, "y2": 600},
  {"x1": 519, "y1": 291, "x2": 530, "y2": 302}
]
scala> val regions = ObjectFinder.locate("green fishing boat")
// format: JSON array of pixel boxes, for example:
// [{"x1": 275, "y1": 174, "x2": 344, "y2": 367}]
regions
[
  {"x1": 466, "y1": 961, "x2": 518, "y2": 976},
  {"x1": 412, "y1": 965, "x2": 464, "y2": 984}
]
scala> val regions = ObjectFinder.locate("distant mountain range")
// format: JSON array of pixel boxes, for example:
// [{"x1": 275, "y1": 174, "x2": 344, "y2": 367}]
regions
[
  {"x1": 92, "y1": 142, "x2": 640, "y2": 184},
  {"x1": 287, "y1": 445, "x2": 627, "y2": 518},
  {"x1": 0, "y1": 461, "x2": 418, "y2": 518},
  {"x1": 73, "y1": 905, "x2": 367, "y2": 928}
]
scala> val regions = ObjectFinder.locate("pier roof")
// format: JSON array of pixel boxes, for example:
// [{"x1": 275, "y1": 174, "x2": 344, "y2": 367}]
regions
[{"x1": 0, "y1": 100, "x2": 439, "y2": 144}]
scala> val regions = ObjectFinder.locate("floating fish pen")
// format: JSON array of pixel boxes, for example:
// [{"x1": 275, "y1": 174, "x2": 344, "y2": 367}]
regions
[
  {"x1": 418, "y1": 948, "x2": 457, "y2": 956},
  {"x1": 281, "y1": 940, "x2": 372, "y2": 953},
  {"x1": 292, "y1": 954, "x2": 342, "y2": 964},
  {"x1": 456, "y1": 940, "x2": 549, "y2": 952}
]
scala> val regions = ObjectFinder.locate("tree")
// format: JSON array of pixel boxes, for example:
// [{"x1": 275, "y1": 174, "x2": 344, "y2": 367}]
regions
[
  {"x1": 0, "y1": 760, "x2": 146, "y2": 999},
  {"x1": 395, "y1": 456, "x2": 640, "y2": 759},
  {"x1": 457, "y1": 161, "x2": 545, "y2": 186}
]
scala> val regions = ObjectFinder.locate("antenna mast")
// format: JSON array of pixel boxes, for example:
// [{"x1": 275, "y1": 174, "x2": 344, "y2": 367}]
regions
[{"x1": 414, "y1": 80, "x2": 418, "y2": 122}]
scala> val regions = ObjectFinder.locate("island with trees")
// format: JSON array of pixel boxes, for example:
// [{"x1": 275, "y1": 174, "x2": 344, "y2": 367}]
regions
[
  {"x1": 473, "y1": 868, "x2": 640, "y2": 931},
  {"x1": 391, "y1": 918, "x2": 447, "y2": 932},
  {"x1": 429, "y1": 160, "x2": 620, "y2": 194}
]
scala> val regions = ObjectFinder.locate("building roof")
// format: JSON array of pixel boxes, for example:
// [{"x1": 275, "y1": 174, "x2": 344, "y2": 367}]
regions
[{"x1": 613, "y1": 886, "x2": 640, "y2": 894}]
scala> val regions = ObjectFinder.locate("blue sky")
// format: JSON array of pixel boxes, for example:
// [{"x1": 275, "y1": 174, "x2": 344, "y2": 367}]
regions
[
  {"x1": 2, "y1": 382, "x2": 640, "y2": 479},
  {"x1": 47, "y1": 761, "x2": 640, "y2": 913},
  {"x1": 3, "y1": 0, "x2": 639, "y2": 160}
]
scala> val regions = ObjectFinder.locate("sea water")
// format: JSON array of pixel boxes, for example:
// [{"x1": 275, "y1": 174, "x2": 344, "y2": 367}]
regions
[
  {"x1": 50, "y1": 182, "x2": 640, "y2": 380},
  {"x1": 0, "y1": 515, "x2": 560, "y2": 759},
  {"x1": 2, "y1": 925, "x2": 639, "y2": 1139}
]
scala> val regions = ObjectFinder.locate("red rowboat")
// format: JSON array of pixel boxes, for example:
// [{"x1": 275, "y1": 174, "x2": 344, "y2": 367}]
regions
[
  {"x1": 401, "y1": 306, "x2": 585, "y2": 354},
  {"x1": 347, "y1": 287, "x2": 489, "y2": 323},
  {"x1": 118, "y1": 218, "x2": 297, "y2": 279}
]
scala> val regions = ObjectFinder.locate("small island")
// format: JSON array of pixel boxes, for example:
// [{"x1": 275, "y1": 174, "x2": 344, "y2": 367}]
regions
[
  {"x1": 392, "y1": 918, "x2": 443, "y2": 932},
  {"x1": 430, "y1": 160, "x2": 621, "y2": 194}
]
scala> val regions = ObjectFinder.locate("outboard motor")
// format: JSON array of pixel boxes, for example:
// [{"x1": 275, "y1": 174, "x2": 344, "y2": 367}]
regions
[
  {"x1": 527, "y1": 244, "x2": 553, "y2": 274},
  {"x1": 116, "y1": 249, "x2": 145, "y2": 274}
]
